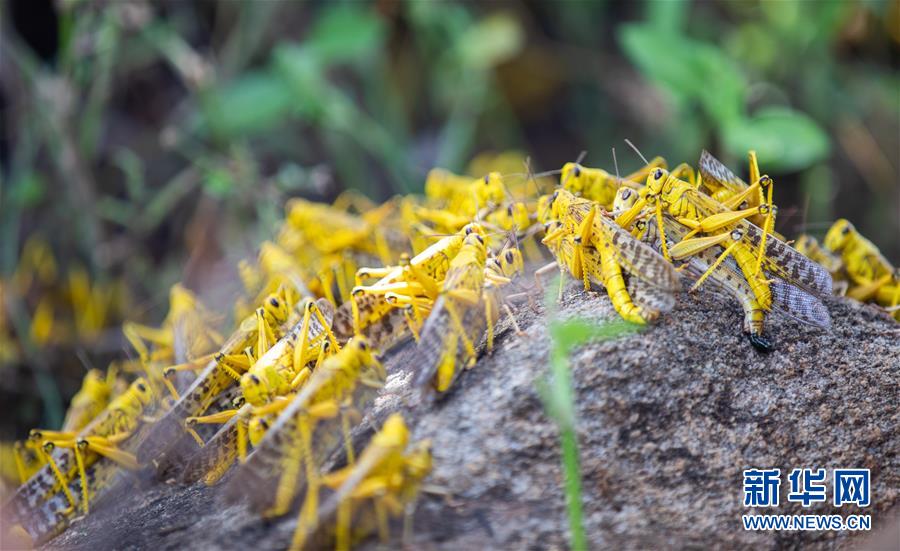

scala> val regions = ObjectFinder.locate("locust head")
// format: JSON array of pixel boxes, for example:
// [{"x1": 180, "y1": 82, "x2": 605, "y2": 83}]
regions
[
  {"x1": 560, "y1": 162, "x2": 586, "y2": 195},
  {"x1": 240, "y1": 372, "x2": 269, "y2": 408},
  {"x1": 132, "y1": 378, "x2": 154, "y2": 408},
  {"x1": 475, "y1": 172, "x2": 506, "y2": 208},
  {"x1": 500, "y1": 247, "x2": 525, "y2": 277},
  {"x1": 824, "y1": 219, "x2": 854, "y2": 253},
  {"x1": 613, "y1": 187, "x2": 638, "y2": 214},
  {"x1": 615, "y1": 168, "x2": 668, "y2": 229}
]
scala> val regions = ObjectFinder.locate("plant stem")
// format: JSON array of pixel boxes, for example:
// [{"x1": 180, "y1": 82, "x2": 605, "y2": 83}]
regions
[{"x1": 560, "y1": 423, "x2": 587, "y2": 551}]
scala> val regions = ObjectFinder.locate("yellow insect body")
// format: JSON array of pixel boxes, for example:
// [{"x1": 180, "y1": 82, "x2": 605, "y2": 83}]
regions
[
  {"x1": 825, "y1": 219, "x2": 899, "y2": 319},
  {"x1": 410, "y1": 231, "x2": 490, "y2": 392},
  {"x1": 424, "y1": 169, "x2": 506, "y2": 216},
  {"x1": 295, "y1": 414, "x2": 432, "y2": 551},
  {"x1": 795, "y1": 234, "x2": 845, "y2": 277},
  {"x1": 618, "y1": 167, "x2": 782, "y2": 310},
  {"x1": 17, "y1": 376, "x2": 154, "y2": 530},
  {"x1": 226, "y1": 337, "x2": 385, "y2": 531},
  {"x1": 337, "y1": 224, "x2": 485, "y2": 348},
  {"x1": 540, "y1": 189, "x2": 680, "y2": 325},
  {"x1": 136, "y1": 284, "x2": 306, "y2": 471},
  {"x1": 560, "y1": 156, "x2": 666, "y2": 208}
]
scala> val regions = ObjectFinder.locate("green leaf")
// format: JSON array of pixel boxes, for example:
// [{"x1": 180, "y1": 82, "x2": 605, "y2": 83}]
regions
[
  {"x1": 203, "y1": 166, "x2": 235, "y2": 198},
  {"x1": 646, "y1": 0, "x2": 687, "y2": 31},
  {"x1": 618, "y1": 23, "x2": 745, "y2": 124},
  {"x1": 202, "y1": 71, "x2": 294, "y2": 140},
  {"x1": 272, "y1": 44, "x2": 327, "y2": 118},
  {"x1": 550, "y1": 319, "x2": 639, "y2": 355},
  {"x1": 11, "y1": 172, "x2": 46, "y2": 207},
  {"x1": 722, "y1": 108, "x2": 830, "y2": 171},
  {"x1": 305, "y1": 6, "x2": 386, "y2": 65},
  {"x1": 457, "y1": 13, "x2": 524, "y2": 70}
]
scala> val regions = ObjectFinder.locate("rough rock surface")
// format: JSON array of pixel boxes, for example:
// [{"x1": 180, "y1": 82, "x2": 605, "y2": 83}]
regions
[{"x1": 44, "y1": 285, "x2": 899, "y2": 550}]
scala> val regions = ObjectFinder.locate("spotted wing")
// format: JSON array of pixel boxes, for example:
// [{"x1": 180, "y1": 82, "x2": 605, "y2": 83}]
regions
[
  {"x1": 626, "y1": 276, "x2": 676, "y2": 316},
  {"x1": 654, "y1": 214, "x2": 831, "y2": 329},
  {"x1": 683, "y1": 188, "x2": 833, "y2": 297},
  {"x1": 699, "y1": 149, "x2": 749, "y2": 195},
  {"x1": 597, "y1": 215, "x2": 681, "y2": 293},
  {"x1": 225, "y1": 362, "x2": 385, "y2": 512},
  {"x1": 768, "y1": 279, "x2": 832, "y2": 329},
  {"x1": 563, "y1": 202, "x2": 679, "y2": 293}
]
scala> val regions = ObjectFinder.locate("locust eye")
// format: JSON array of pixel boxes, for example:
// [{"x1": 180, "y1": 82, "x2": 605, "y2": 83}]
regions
[
  {"x1": 358, "y1": 340, "x2": 368, "y2": 351},
  {"x1": 259, "y1": 419, "x2": 269, "y2": 429},
  {"x1": 653, "y1": 169, "x2": 663, "y2": 180},
  {"x1": 573, "y1": 165, "x2": 581, "y2": 177},
  {"x1": 483, "y1": 175, "x2": 490, "y2": 184},
  {"x1": 507, "y1": 205, "x2": 513, "y2": 216},
  {"x1": 475, "y1": 234, "x2": 484, "y2": 244},
  {"x1": 465, "y1": 225, "x2": 474, "y2": 235},
  {"x1": 136, "y1": 382, "x2": 147, "y2": 392},
  {"x1": 841, "y1": 224, "x2": 850, "y2": 235},
  {"x1": 505, "y1": 250, "x2": 514, "y2": 263},
  {"x1": 621, "y1": 189, "x2": 631, "y2": 200},
  {"x1": 250, "y1": 374, "x2": 260, "y2": 384},
  {"x1": 269, "y1": 298, "x2": 280, "y2": 307},
  {"x1": 550, "y1": 190, "x2": 559, "y2": 204}
]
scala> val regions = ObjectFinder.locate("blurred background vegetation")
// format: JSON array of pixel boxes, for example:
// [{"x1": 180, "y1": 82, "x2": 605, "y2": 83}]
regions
[{"x1": 1, "y1": 0, "x2": 898, "y2": 437}]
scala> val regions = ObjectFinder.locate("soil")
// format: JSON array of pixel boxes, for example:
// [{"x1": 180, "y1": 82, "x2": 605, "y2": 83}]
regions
[{"x1": 36, "y1": 284, "x2": 900, "y2": 550}]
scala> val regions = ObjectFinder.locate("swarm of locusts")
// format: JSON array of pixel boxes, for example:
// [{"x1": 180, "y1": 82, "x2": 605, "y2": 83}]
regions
[{"x1": 2, "y1": 146, "x2": 897, "y2": 550}]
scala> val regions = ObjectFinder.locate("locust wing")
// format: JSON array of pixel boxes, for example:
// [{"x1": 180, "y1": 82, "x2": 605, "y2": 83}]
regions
[
  {"x1": 565, "y1": 201, "x2": 680, "y2": 295},
  {"x1": 699, "y1": 149, "x2": 748, "y2": 195},
  {"x1": 681, "y1": 187, "x2": 832, "y2": 297},
  {"x1": 333, "y1": 293, "x2": 412, "y2": 351},
  {"x1": 596, "y1": 214, "x2": 681, "y2": 294},
  {"x1": 136, "y1": 328, "x2": 254, "y2": 464},
  {"x1": 224, "y1": 357, "x2": 385, "y2": 512},
  {"x1": 651, "y1": 213, "x2": 831, "y2": 329}
]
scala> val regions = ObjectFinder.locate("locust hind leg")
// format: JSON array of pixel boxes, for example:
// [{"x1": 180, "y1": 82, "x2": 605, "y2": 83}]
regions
[
  {"x1": 69, "y1": 436, "x2": 140, "y2": 515},
  {"x1": 290, "y1": 418, "x2": 321, "y2": 551},
  {"x1": 214, "y1": 352, "x2": 252, "y2": 382},
  {"x1": 265, "y1": 425, "x2": 304, "y2": 519},
  {"x1": 159, "y1": 352, "x2": 216, "y2": 400},
  {"x1": 848, "y1": 272, "x2": 892, "y2": 302},
  {"x1": 442, "y1": 296, "x2": 478, "y2": 363},
  {"x1": 38, "y1": 442, "x2": 78, "y2": 516},
  {"x1": 599, "y1": 249, "x2": 647, "y2": 325},
  {"x1": 435, "y1": 332, "x2": 460, "y2": 392}
]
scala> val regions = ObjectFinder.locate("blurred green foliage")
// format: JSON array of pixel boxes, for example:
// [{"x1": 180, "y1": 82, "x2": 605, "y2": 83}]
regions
[{"x1": 0, "y1": 0, "x2": 897, "y2": 432}]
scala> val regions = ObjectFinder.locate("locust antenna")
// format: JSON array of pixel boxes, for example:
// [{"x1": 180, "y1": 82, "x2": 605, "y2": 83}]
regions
[
  {"x1": 530, "y1": 168, "x2": 564, "y2": 179},
  {"x1": 612, "y1": 147, "x2": 620, "y2": 181},
  {"x1": 624, "y1": 139, "x2": 649, "y2": 165},
  {"x1": 76, "y1": 349, "x2": 95, "y2": 373},
  {"x1": 523, "y1": 156, "x2": 549, "y2": 196}
]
